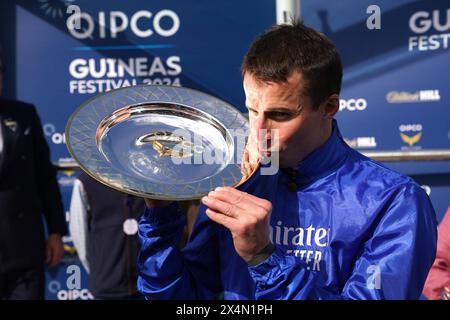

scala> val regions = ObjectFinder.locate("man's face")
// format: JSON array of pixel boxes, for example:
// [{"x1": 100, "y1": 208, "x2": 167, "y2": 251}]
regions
[{"x1": 243, "y1": 71, "x2": 331, "y2": 168}]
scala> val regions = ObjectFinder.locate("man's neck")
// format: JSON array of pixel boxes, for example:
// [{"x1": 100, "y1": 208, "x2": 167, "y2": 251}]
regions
[{"x1": 282, "y1": 121, "x2": 333, "y2": 169}]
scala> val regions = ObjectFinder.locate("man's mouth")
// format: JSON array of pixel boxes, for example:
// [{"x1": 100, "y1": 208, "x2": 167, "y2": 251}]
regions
[{"x1": 258, "y1": 140, "x2": 272, "y2": 156}]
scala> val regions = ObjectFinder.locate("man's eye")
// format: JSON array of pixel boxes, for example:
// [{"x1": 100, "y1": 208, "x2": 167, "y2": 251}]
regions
[{"x1": 268, "y1": 112, "x2": 291, "y2": 120}]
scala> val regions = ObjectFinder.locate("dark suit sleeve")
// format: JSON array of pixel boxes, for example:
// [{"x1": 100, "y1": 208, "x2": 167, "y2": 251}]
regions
[{"x1": 30, "y1": 106, "x2": 67, "y2": 236}]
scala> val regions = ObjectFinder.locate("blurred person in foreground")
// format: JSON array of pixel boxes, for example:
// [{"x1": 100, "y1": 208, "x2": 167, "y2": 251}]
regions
[
  {"x1": 0, "y1": 50, "x2": 66, "y2": 300},
  {"x1": 69, "y1": 172, "x2": 145, "y2": 300},
  {"x1": 423, "y1": 206, "x2": 450, "y2": 300}
]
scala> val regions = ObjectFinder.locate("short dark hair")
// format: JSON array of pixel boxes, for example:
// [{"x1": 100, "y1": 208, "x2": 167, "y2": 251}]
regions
[{"x1": 241, "y1": 21, "x2": 342, "y2": 110}]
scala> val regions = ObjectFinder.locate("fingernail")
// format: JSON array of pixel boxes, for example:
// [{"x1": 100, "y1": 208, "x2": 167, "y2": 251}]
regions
[
  {"x1": 209, "y1": 191, "x2": 216, "y2": 196},
  {"x1": 202, "y1": 196, "x2": 209, "y2": 203}
]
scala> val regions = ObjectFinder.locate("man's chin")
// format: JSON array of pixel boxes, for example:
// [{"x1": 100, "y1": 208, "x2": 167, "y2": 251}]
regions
[
  {"x1": 259, "y1": 149, "x2": 285, "y2": 165},
  {"x1": 276, "y1": 153, "x2": 294, "y2": 169}
]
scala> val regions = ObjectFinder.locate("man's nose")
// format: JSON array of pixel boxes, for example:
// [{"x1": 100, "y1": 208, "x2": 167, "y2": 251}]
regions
[
  {"x1": 255, "y1": 114, "x2": 267, "y2": 130},
  {"x1": 254, "y1": 115, "x2": 271, "y2": 141}
]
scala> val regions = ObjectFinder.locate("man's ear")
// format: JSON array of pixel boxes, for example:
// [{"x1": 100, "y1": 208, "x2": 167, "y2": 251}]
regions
[{"x1": 320, "y1": 94, "x2": 340, "y2": 119}]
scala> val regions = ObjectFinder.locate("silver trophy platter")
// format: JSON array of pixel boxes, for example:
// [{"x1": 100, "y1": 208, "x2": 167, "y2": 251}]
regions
[{"x1": 66, "y1": 85, "x2": 254, "y2": 200}]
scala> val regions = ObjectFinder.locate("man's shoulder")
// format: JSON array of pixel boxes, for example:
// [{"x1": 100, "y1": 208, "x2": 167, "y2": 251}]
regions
[
  {"x1": 0, "y1": 97, "x2": 36, "y2": 113},
  {"x1": 343, "y1": 148, "x2": 422, "y2": 194},
  {"x1": 339, "y1": 150, "x2": 433, "y2": 229}
]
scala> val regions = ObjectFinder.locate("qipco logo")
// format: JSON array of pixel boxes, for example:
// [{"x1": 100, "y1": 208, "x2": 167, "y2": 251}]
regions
[
  {"x1": 43, "y1": 123, "x2": 66, "y2": 145},
  {"x1": 67, "y1": 8, "x2": 180, "y2": 39},
  {"x1": 57, "y1": 289, "x2": 93, "y2": 300},
  {"x1": 339, "y1": 98, "x2": 368, "y2": 112},
  {"x1": 399, "y1": 124, "x2": 423, "y2": 132}
]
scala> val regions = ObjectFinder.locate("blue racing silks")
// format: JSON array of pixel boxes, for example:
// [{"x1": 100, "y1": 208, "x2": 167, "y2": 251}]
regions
[{"x1": 137, "y1": 120, "x2": 437, "y2": 300}]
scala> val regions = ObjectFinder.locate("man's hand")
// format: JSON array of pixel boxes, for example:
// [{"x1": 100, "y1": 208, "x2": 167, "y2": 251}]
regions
[
  {"x1": 201, "y1": 187, "x2": 272, "y2": 263},
  {"x1": 46, "y1": 233, "x2": 64, "y2": 268},
  {"x1": 240, "y1": 130, "x2": 260, "y2": 180}
]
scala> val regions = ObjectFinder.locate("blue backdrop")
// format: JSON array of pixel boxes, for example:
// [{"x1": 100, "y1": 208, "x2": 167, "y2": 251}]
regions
[{"x1": 0, "y1": 0, "x2": 449, "y2": 299}]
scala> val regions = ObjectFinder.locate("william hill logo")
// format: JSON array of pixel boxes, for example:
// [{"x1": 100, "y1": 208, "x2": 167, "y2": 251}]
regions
[
  {"x1": 399, "y1": 124, "x2": 423, "y2": 150},
  {"x1": 344, "y1": 136, "x2": 377, "y2": 149},
  {"x1": 387, "y1": 90, "x2": 440, "y2": 103}
]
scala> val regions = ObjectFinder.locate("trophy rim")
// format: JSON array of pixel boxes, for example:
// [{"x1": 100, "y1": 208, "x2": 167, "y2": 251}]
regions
[{"x1": 65, "y1": 84, "x2": 258, "y2": 200}]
